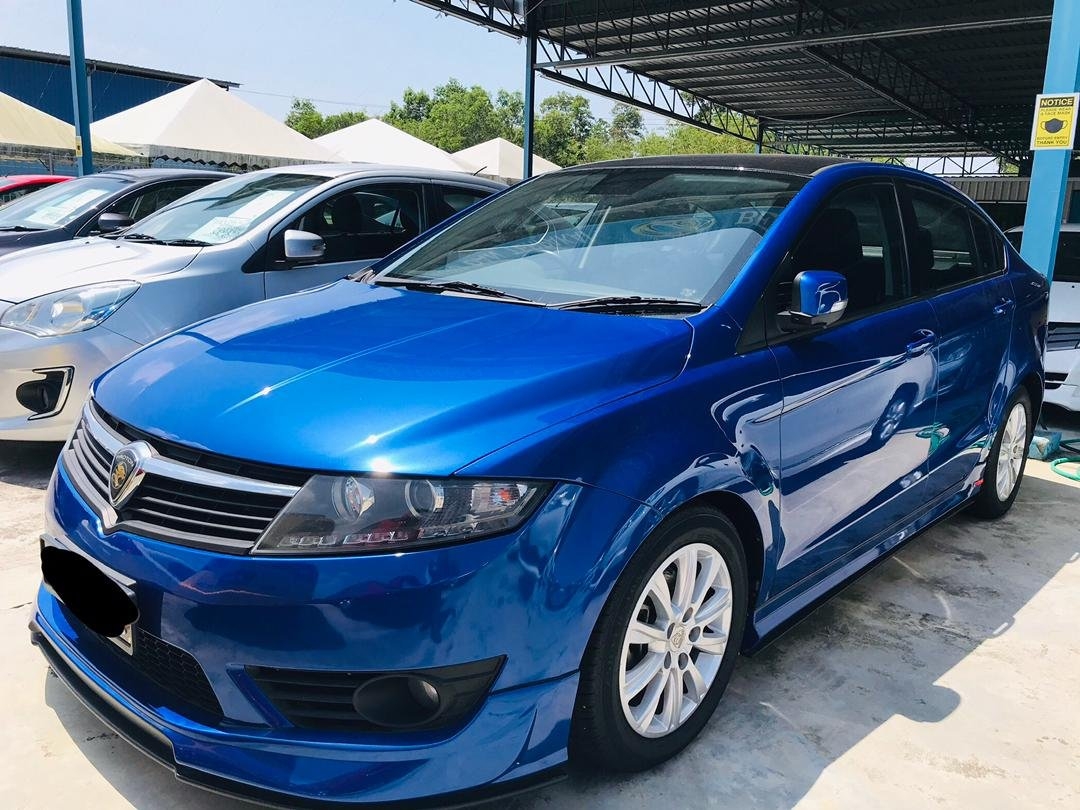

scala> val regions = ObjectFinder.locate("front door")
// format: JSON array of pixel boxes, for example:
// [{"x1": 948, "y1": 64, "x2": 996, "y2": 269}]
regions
[
  {"x1": 766, "y1": 182, "x2": 940, "y2": 597},
  {"x1": 263, "y1": 183, "x2": 425, "y2": 299}
]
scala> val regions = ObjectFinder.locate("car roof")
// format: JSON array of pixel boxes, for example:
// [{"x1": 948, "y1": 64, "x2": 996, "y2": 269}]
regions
[
  {"x1": 567, "y1": 153, "x2": 854, "y2": 177},
  {"x1": 92, "y1": 168, "x2": 232, "y2": 182},
  {"x1": 0, "y1": 174, "x2": 68, "y2": 183},
  {"x1": 257, "y1": 162, "x2": 505, "y2": 189}
]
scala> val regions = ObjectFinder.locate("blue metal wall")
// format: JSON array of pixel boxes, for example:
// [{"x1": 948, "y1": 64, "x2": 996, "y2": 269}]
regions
[{"x1": 0, "y1": 54, "x2": 192, "y2": 124}]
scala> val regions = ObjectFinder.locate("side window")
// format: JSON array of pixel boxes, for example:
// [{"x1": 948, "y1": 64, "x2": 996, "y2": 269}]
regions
[
  {"x1": 767, "y1": 183, "x2": 906, "y2": 337},
  {"x1": 1055, "y1": 232, "x2": 1080, "y2": 282},
  {"x1": 969, "y1": 214, "x2": 1005, "y2": 277},
  {"x1": 434, "y1": 185, "x2": 492, "y2": 222},
  {"x1": 101, "y1": 180, "x2": 209, "y2": 223},
  {"x1": 903, "y1": 185, "x2": 979, "y2": 292},
  {"x1": 289, "y1": 184, "x2": 423, "y2": 264}
]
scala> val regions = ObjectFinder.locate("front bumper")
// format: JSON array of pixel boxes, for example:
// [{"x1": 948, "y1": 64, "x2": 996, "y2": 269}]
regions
[
  {"x1": 1044, "y1": 348, "x2": 1080, "y2": 411},
  {"x1": 32, "y1": 462, "x2": 654, "y2": 805},
  {"x1": 0, "y1": 325, "x2": 140, "y2": 441}
]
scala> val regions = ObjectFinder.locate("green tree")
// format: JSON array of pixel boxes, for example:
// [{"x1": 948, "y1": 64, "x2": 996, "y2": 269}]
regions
[
  {"x1": 535, "y1": 92, "x2": 596, "y2": 166},
  {"x1": 494, "y1": 89, "x2": 525, "y2": 144},
  {"x1": 285, "y1": 98, "x2": 367, "y2": 138},
  {"x1": 414, "y1": 80, "x2": 500, "y2": 152},
  {"x1": 610, "y1": 102, "x2": 644, "y2": 142},
  {"x1": 383, "y1": 88, "x2": 433, "y2": 136}
]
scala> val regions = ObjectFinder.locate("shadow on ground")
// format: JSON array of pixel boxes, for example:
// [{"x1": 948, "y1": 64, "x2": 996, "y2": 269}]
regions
[
  {"x1": 37, "y1": 472, "x2": 1080, "y2": 809},
  {"x1": 0, "y1": 440, "x2": 61, "y2": 490}
]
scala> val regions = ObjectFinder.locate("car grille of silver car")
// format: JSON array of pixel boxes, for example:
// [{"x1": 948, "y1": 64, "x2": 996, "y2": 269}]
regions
[
  {"x1": 61, "y1": 401, "x2": 303, "y2": 554},
  {"x1": 1047, "y1": 322, "x2": 1080, "y2": 352}
]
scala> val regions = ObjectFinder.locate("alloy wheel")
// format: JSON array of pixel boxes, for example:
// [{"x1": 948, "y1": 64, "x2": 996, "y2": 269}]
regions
[
  {"x1": 995, "y1": 401, "x2": 1028, "y2": 502},
  {"x1": 618, "y1": 543, "x2": 732, "y2": 738}
]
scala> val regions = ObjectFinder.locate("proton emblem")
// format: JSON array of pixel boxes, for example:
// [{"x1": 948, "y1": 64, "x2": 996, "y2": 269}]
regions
[{"x1": 109, "y1": 441, "x2": 153, "y2": 509}]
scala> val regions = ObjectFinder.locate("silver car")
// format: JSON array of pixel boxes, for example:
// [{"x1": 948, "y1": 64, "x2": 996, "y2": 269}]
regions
[{"x1": 0, "y1": 164, "x2": 502, "y2": 440}]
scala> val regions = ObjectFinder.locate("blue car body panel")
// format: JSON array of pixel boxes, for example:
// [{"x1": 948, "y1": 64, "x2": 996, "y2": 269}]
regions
[{"x1": 32, "y1": 159, "x2": 1049, "y2": 806}]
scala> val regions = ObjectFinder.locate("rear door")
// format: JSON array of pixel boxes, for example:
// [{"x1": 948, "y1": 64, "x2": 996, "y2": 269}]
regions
[
  {"x1": 898, "y1": 182, "x2": 1013, "y2": 497},
  {"x1": 263, "y1": 181, "x2": 425, "y2": 298},
  {"x1": 768, "y1": 182, "x2": 939, "y2": 595}
]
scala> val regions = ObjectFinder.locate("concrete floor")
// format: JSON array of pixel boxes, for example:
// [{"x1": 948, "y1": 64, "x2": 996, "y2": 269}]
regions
[{"x1": 1, "y1": 412, "x2": 1078, "y2": 809}]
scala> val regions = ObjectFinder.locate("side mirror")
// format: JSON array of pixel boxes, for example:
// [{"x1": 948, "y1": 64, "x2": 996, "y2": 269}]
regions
[
  {"x1": 97, "y1": 213, "x2": 134, "y2": 233},
  {"x1": 779, "y1": 270, "x2": 848, "y2": 331},
  {"x1": 284, "y1": 229, "x2": 326, "y2": 263}
]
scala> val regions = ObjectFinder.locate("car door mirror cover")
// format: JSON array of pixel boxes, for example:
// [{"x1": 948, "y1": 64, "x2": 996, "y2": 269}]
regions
[
  {"x1": 779, "y1": 270, "x2": 848, "y2": 331},
  {"x1": 284, "y1": 229, "x2": 326, "y2": 264},
  {"x1": 97, "y1": 213, "x2": 135, "y2": 233}
]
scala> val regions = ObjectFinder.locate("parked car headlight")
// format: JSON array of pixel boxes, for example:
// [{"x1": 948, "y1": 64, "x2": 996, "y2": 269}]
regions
[
  {"x1": 0, "y1": 282, "x2": 139, "y2": 336},
  {"x1": 253, "y1": 475, "x2": 552, "y2": 555}
]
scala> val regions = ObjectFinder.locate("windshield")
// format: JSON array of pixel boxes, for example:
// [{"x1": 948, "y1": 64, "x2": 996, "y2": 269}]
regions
[
  {"x1": 118, "y1": 172, "x2": 325, "y2": 245},
  {"x1": 0, "y1": 175, "x2": 129, "y2": 230},
  {"x1": 376, "y1": 167, "x2": 805, "y2": 307}
]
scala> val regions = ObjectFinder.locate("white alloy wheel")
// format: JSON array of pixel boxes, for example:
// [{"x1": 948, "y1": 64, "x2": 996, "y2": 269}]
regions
[
  {"x1": 618, "y1": 542, "x2": 733, "y2": 738},
  {"x1": 995, "y1": 401, "x2": 1028, "y2": 502}
]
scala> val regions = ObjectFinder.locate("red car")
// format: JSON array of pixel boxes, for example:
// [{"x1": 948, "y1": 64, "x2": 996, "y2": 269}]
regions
[{"x1": 0, "y1": 174, "x2": 70, "y2": 205}]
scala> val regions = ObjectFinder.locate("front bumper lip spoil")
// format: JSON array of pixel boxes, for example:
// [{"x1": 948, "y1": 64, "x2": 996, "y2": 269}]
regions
[{"x1": 30, "y1": 611, "x2": 571, "y2": 808}]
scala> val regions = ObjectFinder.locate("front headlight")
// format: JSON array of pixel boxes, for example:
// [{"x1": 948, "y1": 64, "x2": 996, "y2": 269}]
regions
[
  {"x1": 0, "y1": 281, "x2": 139, "y2": 336},
  {"x1": 253, "y1": 475, "x2": 553, "y2": 555}
]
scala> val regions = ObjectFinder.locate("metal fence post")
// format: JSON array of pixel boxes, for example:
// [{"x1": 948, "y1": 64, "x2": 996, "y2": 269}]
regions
[{"x1": 67, "y1": 0, "x2": 94, "y2": 176}]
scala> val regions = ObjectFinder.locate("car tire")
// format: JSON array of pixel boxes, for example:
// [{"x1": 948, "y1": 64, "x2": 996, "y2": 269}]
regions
[
  {"x1": 972, "y1": 387, "x2": 1032, "y2": 519},
  {"x1": 569, "y1": 507, "x2": 747, "y2": 772}
]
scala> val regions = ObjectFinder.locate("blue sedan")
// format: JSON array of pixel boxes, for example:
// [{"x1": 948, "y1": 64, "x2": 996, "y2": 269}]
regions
[{"x1": 32, "y1": 155, "x2": 1048, "y2": 806}]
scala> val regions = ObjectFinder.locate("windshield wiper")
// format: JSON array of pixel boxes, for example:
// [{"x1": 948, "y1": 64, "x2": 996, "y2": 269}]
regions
[
  {"x1": 376, "y1": 278, "x2": 540, "y2": 304},
  {"x1": 0, "y1": 225, "x2": 46, "y2": 232},
  {"x1": 163, "y1": 238, "x2": 213, "y2": 247},
  {"x1": 553, "y1": 295, "x2": 705, "y2": 313},
  {"x1": 121, "y1": 233, "x2": 166, "y2": 243}
]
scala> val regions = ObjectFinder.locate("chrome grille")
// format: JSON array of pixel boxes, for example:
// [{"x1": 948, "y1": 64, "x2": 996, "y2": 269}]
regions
[{"x1": 63, "y1": 402, "x2": 303, "y2": 554}]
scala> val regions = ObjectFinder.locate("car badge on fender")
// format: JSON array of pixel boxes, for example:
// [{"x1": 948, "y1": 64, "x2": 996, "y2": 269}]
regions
[{"x1": 109, "y1": 441, "x2": 153, "y2": 509}]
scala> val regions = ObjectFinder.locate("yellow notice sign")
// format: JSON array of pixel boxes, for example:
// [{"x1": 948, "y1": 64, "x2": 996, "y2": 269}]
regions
[
  {"x1": 74, "y1": 136, "x2": 83, "y2": 157},
  {"x1": 1031, "y1": 93, "x2": 1080, "y2": 149}
]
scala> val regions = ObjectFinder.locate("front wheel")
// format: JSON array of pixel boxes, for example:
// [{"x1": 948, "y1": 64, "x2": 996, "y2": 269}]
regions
[
  {"x1": 972, "y1": 388, "x2": 1031, "y2": 519},
  {"x1": 570, "y1": 508, "x2": 747, "y2": 772}
]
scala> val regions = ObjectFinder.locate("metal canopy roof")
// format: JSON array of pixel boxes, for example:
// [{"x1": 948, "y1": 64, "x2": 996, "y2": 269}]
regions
[{"x1": 412, "y1": 1, "x2": 1053, "y2": 162}]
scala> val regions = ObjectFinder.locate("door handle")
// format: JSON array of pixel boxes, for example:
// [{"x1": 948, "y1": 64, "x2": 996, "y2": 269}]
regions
[
  {"x1": 993, "y1": 298, "x2": 1015, "y2": 316},
  {"x1": 905, "y1": 329, "x2": 937, "y2": 357}
]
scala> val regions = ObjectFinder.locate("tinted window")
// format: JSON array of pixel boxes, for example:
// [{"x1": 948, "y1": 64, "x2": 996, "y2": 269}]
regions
[
  {"x1": 0, "y1": 174, "x2": 129, "y2": 229},
  {"x1": 378, "y1": 168, "x2": 805, "y2": 306},
  {"x1": 436, "y1": 185, "x2": 492, "y2": 221},
  {"x1": 1054, "y1": 232, "x2": 1080, "y2": 282},
  {"x1": 905, "y1": 186, "x2": 979, "y2": 292},
  {"x1": 294, "y1": 184, "x2": 423, "y2": 263},
  {"x1": 969, "y1": 214, "x2": 1005, "y2": 276},
  {"x1": 773, "y1": 183, "x2": 907, "y2": 327},
  {"x1": 0, "y1": 187, "x2": 36, "y2": 205}
]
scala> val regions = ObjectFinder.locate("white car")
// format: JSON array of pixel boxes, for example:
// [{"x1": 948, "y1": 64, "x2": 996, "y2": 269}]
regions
[
  {"x1": 1006, "y1": 225, "x2": 1080, "y2": 411},
  {"x1": 0, "y1": 164, "x2": 501, "y2": 440}
]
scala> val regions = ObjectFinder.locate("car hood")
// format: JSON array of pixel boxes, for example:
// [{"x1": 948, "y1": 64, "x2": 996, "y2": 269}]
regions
[
  {"x1": 0, "y1": 227, "x2": 64, "y2": 259},
  {"x1": 94, "y1": 281, "x2": 694, "y2": 475},
  {"x1": 0, "y1": 237, "x2": 201, "y2": 302}
]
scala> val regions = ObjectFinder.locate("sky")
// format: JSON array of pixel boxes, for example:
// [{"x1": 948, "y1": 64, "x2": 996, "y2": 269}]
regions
[{"x1": 0, "y1": 0, "x2": 669, "y2": 130}]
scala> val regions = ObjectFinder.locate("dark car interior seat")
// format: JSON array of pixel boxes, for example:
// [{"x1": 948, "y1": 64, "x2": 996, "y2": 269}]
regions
[{"x1": 790, "y1": 207, "x2": 887, "y2": 313}]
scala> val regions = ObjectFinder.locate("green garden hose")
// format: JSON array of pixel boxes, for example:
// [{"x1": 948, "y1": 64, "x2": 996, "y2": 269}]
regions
[{"x1": 1051, "y1": 439, "x2": 1080, "y2": 481}]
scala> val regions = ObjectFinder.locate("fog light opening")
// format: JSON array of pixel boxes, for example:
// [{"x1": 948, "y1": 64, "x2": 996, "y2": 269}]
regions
[
  {"x1": 16, "y1": 368, "x2": 73, "y2": 418},
  {"x1": 351, "y1": 674, "x2": 443, "y2": 729}
]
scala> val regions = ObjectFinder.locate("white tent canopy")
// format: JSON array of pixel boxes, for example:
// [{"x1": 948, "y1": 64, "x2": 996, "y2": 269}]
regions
[
  {"x1": 453, "y1": 138, "x2": 560, "y2": 182},
  {"x1": 316, "y1": 119, "x2": 474, "y2": 173},
  {"x1": 91, "y1": 79, "x2": 338, "y2": 168},
  {"x1": 0, "y1": 90, "x2": 135, "y2": 157}
]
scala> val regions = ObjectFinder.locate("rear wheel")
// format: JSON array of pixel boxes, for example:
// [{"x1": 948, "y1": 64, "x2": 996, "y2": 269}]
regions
[
  {"x1": 570, "y1": 507, "x2": 747, "y2": 771},
  {"x1": 972, "y1": 388, "x2": 1031, "y2": 518}
]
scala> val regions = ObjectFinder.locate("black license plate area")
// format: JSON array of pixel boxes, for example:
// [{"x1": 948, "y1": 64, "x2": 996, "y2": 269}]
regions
[{"x1": 41, "y1": 545, "x2": 138, "y2": 638}]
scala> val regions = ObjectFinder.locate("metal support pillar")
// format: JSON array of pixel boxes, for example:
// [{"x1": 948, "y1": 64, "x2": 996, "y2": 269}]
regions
[
  {"x1": 754, "y1": 122, "x2": 765, "y2": 154},
  {"x1": 522, "y1": 11, "x2": 538, "y2": 180},
  {"x1": 67, "y1": 0, "x2": 93, "y2": 175},
  {"x1": 1020, "y1": 0, "x2": 1080, "y2": 279}
]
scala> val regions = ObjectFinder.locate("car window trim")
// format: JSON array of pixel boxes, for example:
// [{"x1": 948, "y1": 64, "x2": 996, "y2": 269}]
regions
[{"x1": 74, "y1": 178, "x2": 206, "y2": 238}]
